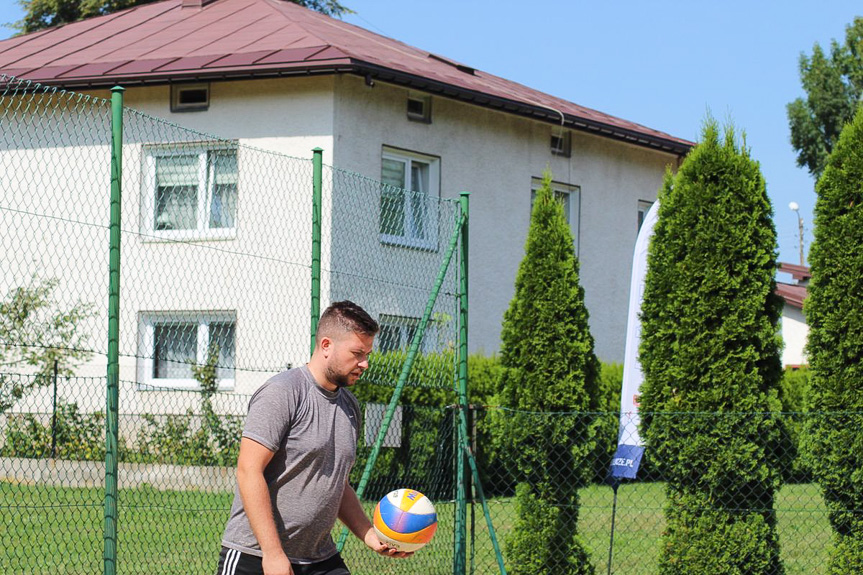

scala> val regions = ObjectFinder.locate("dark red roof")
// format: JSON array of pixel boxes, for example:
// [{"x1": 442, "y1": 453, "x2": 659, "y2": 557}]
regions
[
  {"x1": 777, "y1": 262, "x2": 811, "y2": 283},
  {"x1": 0, "y1": 0, "x2": 693, "y2": 154},
  {"x1": 776, "y1": 282, "x2": 807, "y2": 309}
]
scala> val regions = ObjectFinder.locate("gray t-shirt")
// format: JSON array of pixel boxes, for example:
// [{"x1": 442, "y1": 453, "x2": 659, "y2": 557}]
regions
[{"x1": 221, "y1": 366, "x2": 360, "y2": 563}]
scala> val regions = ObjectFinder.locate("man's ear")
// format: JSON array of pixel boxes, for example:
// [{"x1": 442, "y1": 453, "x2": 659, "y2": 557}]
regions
[{"x1": 319, "y1": 335, "x2": 333, "y2": 357}]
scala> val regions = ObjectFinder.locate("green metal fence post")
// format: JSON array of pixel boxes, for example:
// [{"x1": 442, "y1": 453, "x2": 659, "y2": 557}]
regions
[
  {"x1": 461, "y1": 442, "x2": 507, "y2": 575},
  {"x1": 310, "y1": 147, "x2": 323, "y2": 355},
  {"x1": 335, "y1": 204, "x2": 468, "y2": 553},
  {"x1": 105, "y1": 85, "x2": 124, "y2": 575},
  {"x1": 454, "y1": 192, "x2": 469, "y2": 575}
]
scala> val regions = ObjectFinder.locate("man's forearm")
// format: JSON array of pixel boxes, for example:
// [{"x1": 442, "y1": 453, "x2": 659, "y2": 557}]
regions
[
  {"x1": 337, "y1": 484, "x2": 373, "y2": 540},
  {"x1": 238, "y1": 467, "x2": 284, "y2": 557}
]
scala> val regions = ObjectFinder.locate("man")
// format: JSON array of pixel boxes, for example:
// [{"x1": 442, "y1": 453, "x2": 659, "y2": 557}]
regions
[{"x1": 216, "y1": 301, "x2": 410, "y2": 575}]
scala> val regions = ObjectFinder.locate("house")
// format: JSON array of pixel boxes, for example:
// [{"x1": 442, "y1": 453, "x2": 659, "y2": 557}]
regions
[
  {"x1": 0, "y1": 0, "x2": 693, "y2": 400},
  {"x1": 776, "y1": 262, "x2": 809, "y2": 368}
]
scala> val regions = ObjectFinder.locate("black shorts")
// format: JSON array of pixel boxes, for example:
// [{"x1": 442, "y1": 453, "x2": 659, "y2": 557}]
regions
[{"x1": 216, "y1": 546, "x2": 351, "y2": 575}]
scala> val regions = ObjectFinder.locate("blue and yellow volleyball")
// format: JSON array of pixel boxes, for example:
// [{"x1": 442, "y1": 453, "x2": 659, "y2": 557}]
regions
[{"x1": 372, "y1": 488, "x2": 437, "y2": 552}]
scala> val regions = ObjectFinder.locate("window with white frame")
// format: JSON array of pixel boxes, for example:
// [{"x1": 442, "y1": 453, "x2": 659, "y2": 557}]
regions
[
  {"x1": 380, "y1": 148, "x2": 440, "y2": 249},
  {"x1": 138, "y1": 311, "x2": 236, "y2": 390},
  {"x1": 377, "y1": 314, "x2": 439, "y2": 354},
  {"x1": 142, "y1": 144, "x2": 238, "y2": 239},
  {"x1": 530, "y1": 178, "x2": 581, "y2": 252}
]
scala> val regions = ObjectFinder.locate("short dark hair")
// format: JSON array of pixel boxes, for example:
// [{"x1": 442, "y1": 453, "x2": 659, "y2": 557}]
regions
[{"x1": 316, "y1": 300, "x2": 379, "y2": 343}]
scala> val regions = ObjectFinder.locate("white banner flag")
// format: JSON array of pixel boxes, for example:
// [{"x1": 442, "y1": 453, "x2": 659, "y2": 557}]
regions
[{"x1": 609, "y1": 200, "x2": 659, "y2": 479}]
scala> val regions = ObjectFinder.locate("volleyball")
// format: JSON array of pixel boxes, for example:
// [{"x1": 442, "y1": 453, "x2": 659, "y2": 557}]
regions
[{"x1": 372, "y1": 488, "x2": 438, "y2": 552}]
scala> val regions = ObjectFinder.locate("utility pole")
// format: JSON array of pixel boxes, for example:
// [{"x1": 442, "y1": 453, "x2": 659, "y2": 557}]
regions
[{"x1": 789, "y1": 202, "x2": 804, "y2": 266}]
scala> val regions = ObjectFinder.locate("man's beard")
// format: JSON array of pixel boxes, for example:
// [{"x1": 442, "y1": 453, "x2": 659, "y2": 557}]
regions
[{"x1": 326, "y1": 366, "x2": 351, "y2": 388}]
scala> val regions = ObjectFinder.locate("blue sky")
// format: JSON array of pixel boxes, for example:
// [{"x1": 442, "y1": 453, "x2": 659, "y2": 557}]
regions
[{"x1": 2, "y1": 1, "x2": 860, "y2": 266}]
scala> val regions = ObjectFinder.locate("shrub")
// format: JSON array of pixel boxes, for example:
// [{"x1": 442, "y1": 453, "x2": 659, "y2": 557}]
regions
[
  {"x1": 350, "y1": 350, "x2": 507, "y2": 500},
  {"x1": 592, "y1": 363, "x2": 623, "y2": 482},
  {"x1": 0, "y1": 276, "x2": 94, "y2": 413},
  {"x1": 131, "y1": 344, "x2": 243, "y2": 466},
  {"x1": 778, "y1": 367, "x2": 812, "y2": 482},
  {"x1": 2, "y1": 401, "x2": 106, "y2": 460},
  {"x1": 496, "y1": 170, "x2": 599, "y2": 574},
  {"x1": 803, "y1": 104, "x2": 863, "y2": 571},
  {"x1": 638, "y1": 120, "x2": 785, "y2": 574}
]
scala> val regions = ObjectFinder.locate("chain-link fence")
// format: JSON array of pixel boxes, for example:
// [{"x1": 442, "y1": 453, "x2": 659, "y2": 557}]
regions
[
  {"x1": 467, "y1": 408, "x2": 835, "y2": 575},
  {"x1": 0, "y1": 74, "x2": 847, "y2": 575},
  {"x1": 1, "y1": 376, "x2": 841, "y2": 575},
  {"x1": 0, "y1": 75, "x2": 465, "y2": 574},
  {"x1": 0, "y1": 374, "x2": 459, "y2": 574}
]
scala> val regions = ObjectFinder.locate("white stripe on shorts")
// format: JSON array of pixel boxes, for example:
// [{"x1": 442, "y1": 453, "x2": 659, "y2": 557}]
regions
[{"x1": 221, "y1": 548, "x2": 240, "y2": 575}]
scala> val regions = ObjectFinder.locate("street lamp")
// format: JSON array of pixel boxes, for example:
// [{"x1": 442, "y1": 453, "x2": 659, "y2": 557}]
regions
[{"x1": 789, "y1": 202, "x2": 804, "y2": 266}]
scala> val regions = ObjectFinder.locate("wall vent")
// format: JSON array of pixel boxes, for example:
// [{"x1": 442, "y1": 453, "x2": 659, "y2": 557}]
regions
[
  {"x1": 171, "y1": 83, "x2": 210, "y2": 112},
  {"x1": 407, "y1": 94, "x2": 432, "y2": 123}
]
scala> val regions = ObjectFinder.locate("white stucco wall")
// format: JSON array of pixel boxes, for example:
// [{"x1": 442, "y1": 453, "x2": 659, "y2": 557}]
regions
[
  {"x1": 2, "y1": 78, "x2": 338, "y2": 415},
  {"x1": 117, "y1": 77, "x2": 337, "y2": 400},
  {"x1": 781, "y1": 306, "x2": 808, "y2": 367},
  {"x1": 332, "y1": 75, "x2": 678, "y2": 362},
  {"x1": 3, "y1": 72, "x2": 681, "y2": 423}
]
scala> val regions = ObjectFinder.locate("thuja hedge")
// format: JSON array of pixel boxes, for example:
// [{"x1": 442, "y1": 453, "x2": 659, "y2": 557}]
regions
[
  {"x1": 778, "y1": 367, "x2": 812, "y2": 483},
  {"x1": 638, "y1": 121, "x2": 785, "y2": 574},
  {"x1": 803, "y1": 104, "x2": 863, "y2": 573},
  {"x1": 494, "y1": 171, "x2": 600, "y2": 574}
]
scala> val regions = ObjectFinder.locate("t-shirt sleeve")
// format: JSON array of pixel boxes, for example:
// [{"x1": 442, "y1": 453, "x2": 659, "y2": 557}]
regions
[{"x1": 241, "y1": 377, "x2": 293, "y2": 452}]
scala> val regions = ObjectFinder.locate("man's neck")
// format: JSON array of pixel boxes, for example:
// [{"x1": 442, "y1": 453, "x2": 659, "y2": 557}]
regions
[{"x1": 306, "y1": 361, "x2": 337, "y2": 393}]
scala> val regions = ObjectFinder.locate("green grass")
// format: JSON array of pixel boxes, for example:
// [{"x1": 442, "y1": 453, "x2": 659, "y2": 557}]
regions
[{"x1": 1, "y1": 481, "x2": 833, "y2": 574}]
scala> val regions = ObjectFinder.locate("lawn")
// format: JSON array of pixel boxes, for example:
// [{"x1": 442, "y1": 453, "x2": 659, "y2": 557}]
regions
[{"x1": 0, "y1": 481, "x2": 832, "y2": 574}]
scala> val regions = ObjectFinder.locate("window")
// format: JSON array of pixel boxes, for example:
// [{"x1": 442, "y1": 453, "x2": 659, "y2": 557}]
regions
[
  {"x1": 137, "y1": 312, "x2": 236, "y2": 390},
  {"x1": 637, "y1": 200, "x2": 654, "y2": 232},
  {"x1": 551, "y1": 129, "x2": 571, "y2": 157},
  {"x1": 407, "y1": 93, "x2": 432, "y2": 123},
  {"x1": 380, "y1": 148, "x2": 440, "y2": 249},
  {"x1": 143, "y1": 144, "x2": 238, "y2": 239},
  {"x1": 531, "y1": 178, "x2": 581, "y2": 252},
  {"x1": 377, "y1": 314, "x2": 439, "y2": 354},
  {"x1": 171, "y1": 83, "x2": 210, "y2": 112}
]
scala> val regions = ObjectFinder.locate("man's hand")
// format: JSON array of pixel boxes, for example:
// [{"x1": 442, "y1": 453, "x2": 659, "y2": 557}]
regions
[
  {"x1": 262, "y1": 550, "x2": 294, "y2": 575},
  {"x1": 338, "y1": 483, "x2": 413, "y2": 559},
  {"x1": 363, "y1": 527, "x2": 414, "y2": 559}
]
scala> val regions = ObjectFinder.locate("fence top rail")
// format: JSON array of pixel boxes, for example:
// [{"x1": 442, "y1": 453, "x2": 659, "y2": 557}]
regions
[
  {"x1": 2, "y1": 72, "x2": 462, "y2": 214},
  {"x1": 327, "y1": 163, "x2": 462, "y2": 209},
  {"x1": 1, "y1": 74, "x2": 110, "y2": 108},
  {"x1": 481, "y1": 406, "x2": 861, "y2": 416},
  {"x1": 122, "y1": 105, "x2": 311, "y2": 163}
]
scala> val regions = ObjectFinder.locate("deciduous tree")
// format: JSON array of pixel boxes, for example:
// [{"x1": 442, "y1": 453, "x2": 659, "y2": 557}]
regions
[
  {"x1": 787, "y1": 17, "x2": 863, "y2": 179},
  {"x1": 14, "y1": 0, "x2": 350, "y2": 34},
  {"x1": 0, "y1": 276, "x2": 94, "y2": 412}
]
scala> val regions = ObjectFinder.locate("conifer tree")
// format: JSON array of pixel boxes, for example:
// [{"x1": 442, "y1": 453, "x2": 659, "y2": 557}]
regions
[
  {"x1": 639, "y1": 120, "x2": 785, "y2": 574},
  {"x1": 498, "y1": 170, "x2": 599, "y2": 574},
  {"x1": 803, "y1": 105, "x2": 863, "y2": 573}
]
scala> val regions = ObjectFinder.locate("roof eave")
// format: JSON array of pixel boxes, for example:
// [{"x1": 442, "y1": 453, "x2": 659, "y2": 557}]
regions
[
  {"x1": 351, "y1": 62, "x2": 692, "y2": 157},
  {"x1": 4, "y1": 58, "x2": 692, "y2": 155},
  {"x1": 4, "y1": 62, "x2": 356, "y2": 91}
]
